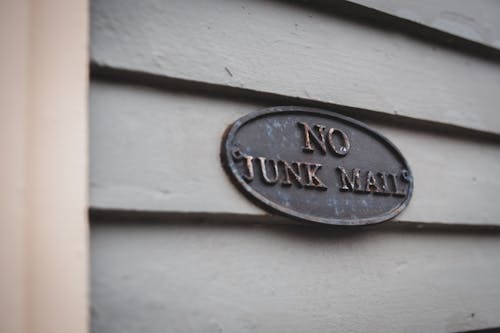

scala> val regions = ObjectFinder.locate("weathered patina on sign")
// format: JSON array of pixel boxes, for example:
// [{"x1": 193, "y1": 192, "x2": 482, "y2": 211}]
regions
[{"x1": 221, "y1": 106, "x2": 413, "y2": 225}]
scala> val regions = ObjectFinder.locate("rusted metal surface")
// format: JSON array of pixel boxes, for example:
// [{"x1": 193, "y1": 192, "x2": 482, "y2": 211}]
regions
[{"x1": 221, "y1": 106, "x2": 413, "y2": 226}]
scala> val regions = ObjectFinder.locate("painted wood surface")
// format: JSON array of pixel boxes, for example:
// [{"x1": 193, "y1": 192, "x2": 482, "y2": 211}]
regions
[
  {"x1": 91, "y1": 220, "x2": 500, "y2": 333},
  {"x1": 349, "y1": 0, "x2": 500, "y2": 50},
  {"x1": 90, "y1": 2, "x2": 500, "y2": 332},
  {"x1": 91, "y1": 0, "x2": 500, "y2": 135},
  {"x1": 90, "y1": 80, "x2": 500, "y2": 226}
]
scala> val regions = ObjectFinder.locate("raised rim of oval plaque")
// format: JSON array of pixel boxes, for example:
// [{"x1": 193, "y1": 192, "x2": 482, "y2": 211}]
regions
[{"x1": 220, "y1": 106, "x2": 413, "y2": 226}]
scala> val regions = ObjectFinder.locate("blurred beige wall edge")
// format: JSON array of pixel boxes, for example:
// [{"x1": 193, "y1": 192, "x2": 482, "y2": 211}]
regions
[{"x1": 0, "y1": 0, "x2": 88, "y2": 332}]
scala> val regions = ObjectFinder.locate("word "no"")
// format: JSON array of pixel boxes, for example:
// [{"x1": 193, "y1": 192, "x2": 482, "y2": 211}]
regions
[{"x1": 297, "y1": 121, "x2": 350, "y2": 156}]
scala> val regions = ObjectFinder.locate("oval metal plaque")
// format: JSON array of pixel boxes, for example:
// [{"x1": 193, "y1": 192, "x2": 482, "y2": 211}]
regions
[{"x1": 221, "y1": 106, "x2": 413, "y2": 225}]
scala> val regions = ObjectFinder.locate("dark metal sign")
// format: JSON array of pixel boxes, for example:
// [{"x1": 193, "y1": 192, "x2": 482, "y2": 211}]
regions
[{"x1": 221, "y1": 106, "x2": 413, "y2": 226}]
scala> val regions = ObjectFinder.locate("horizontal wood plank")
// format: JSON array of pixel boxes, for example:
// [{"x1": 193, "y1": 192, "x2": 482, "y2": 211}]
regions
[
  {"x1": 91, "y1": 220, "x2": 500, "y2": 333},
  {"x1": 91, "y1": 0, "x2": 500, "y2": 135},
  {"x1": 349, "y1": 0, "x2": 500, "y2": 51},
  {"x1": 90, "y1": 80, "x2": 500, "y2": 226}
]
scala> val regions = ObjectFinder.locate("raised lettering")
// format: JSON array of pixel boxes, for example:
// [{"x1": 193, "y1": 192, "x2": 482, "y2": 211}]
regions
[
  {"x1": 365, "y1": 171, "x2": 380, "y2": 193},
  {"x1": 401, "y1": 169, "x2": 411, "y2": 183},
  {"x1": 376, "y1": 172, "x2": 391, "y2": 195},
  {"x1": 297, "y1": 122, "x2": 327, "y2": 154},
  {"x1": 337, "y1": 166, "x2": 361, "y2": 192},
  {"x1": 327, "y1": 128, "x2": 350, "y2": 156},
  {"x1": 388, "y1": 172, "x2": 406, "y2": 197},
  {"x1": 231, "y1": 148, "x2": 254, "y2": 182},
  {"x1": 303, "y1": 163, "x2": 328, "y2": 190},
  {"x1": 281, "y1": 161, "x2": 303, "y2": 187},
  {"x1": 257, "y1": 157, "x2": 279, "y2": 184}
]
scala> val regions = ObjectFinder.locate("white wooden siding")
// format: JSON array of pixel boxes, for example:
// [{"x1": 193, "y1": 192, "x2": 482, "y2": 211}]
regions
[
  {"x1": 90, "y1": 80, "x2": 500, "y2": 226},
  {"x1": 91, "y1": 221, "x2": 500, "y2": 333},
  {"x1": 349, "y1": 0, "x2": 500, "y2": 50},
  {"x1": 90, "y1": 1, "x2": 500, "y2": 332},
  {"x1": 91, "y1": 0, "x2": 500, "y2": 135}
]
